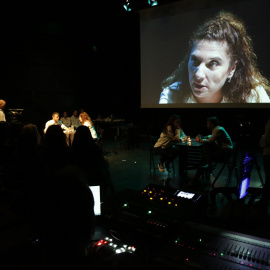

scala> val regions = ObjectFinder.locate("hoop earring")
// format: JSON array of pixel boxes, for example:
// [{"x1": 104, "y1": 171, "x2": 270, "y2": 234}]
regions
[{"x1": 228, "y1": 77, "x2": 231, "y2": 83}]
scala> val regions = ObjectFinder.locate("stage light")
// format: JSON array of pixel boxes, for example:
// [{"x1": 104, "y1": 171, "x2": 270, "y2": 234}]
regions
[
  {"x1": 123, "y1": 0, "x2": 132, "y2": 11},
  {"x1": 148, "y1": 0, "x2": 158, "y2": 6}
]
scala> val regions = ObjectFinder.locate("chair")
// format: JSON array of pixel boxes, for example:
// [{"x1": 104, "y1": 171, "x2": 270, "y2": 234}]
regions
[
  {"x1": 149, "y1": 135, "x2": 175, "y2": 177},
  {"x1": 210, "y1": 142, "x2": 240, "y2": 188},
  {"x1": 95, "y1": 127, "x2": 105, "y2": 153},
  {"x1": 150, "y1": 147, "x2": 176, "y2": 176},
  {"x1": 119, "y1": 124, "x2": 140, "y2": 149}
]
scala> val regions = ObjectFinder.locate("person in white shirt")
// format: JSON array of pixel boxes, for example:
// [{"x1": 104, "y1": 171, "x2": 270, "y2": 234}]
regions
[
  {"x1": 0, "y1": 99, "x2": 6, "y2": 122},
  {"x1": 44, "y1": 112, "x2": 69, "y2": 134},
  {"x1": 79, "y1": 112, "x2": 98, "y2": 140},
  {"x1": 60, "y1": 111, "x2": 71, "y2": 127}
]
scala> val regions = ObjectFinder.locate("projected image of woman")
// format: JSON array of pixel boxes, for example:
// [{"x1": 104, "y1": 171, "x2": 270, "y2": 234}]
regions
[{"x1": 159, "y1": 10, "x2": 270, "y2": 104}]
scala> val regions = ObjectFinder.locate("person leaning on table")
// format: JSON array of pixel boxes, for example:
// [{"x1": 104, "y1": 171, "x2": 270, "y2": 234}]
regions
[
  {"x1": 44, "y1": 112, "x2": 69, "y2": 134},
  {"x1": 153, "y1": 114, "x2": 186, "y2": 173},
  {"x1": 188, "y1": 116, "x2": 233, "y2": 186}
]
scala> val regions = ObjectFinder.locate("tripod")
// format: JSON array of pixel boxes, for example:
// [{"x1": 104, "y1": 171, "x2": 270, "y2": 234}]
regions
[{"x1": 209, "y1": 149, "x2": 265, "y2": 212}]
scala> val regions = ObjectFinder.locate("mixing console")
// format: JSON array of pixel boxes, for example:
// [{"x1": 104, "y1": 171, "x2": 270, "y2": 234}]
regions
[
  {"x1": 106, "y1": 184, "x2": 209, "y2": 239},
  {"x1": 151, "y1": 221, "x2": 270, "y2": 269},
  {"x1": 102, "y1": 184, "x2": 270, "y2": 269}
]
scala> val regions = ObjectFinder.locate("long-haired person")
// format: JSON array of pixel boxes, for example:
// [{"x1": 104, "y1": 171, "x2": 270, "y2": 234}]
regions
[
  {"x1": 153, "y1": 114, "x2": 186, "y2": 172},
  {"x1": 159, "y1": 10, "x2": 270, "y2": 104},
  {"x1": 79, "y1": 112, "x2": 98, "y2": 140},
  {"x1": 0, "y1": 99, "x2": 6, "y2": 121}
]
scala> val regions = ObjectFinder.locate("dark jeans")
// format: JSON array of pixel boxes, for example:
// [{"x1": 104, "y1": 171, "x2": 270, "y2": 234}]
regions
[{"x1": 152, "y1": 145, "x2": 178, "y2": 164}]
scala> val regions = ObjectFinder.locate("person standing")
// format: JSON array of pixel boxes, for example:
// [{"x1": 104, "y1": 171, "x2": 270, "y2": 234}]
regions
[{"x1": 0, "y1": 99, "x2": 6, "y2": 122}]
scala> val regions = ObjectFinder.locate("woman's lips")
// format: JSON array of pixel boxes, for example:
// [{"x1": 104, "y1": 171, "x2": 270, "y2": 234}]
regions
[{"x1": 193, "y1": 83, "x2": 207, "y2": 91}]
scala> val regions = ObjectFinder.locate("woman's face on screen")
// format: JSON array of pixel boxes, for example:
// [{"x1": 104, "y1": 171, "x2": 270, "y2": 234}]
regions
[{"x1": 188, "y1": 40, "x2": 236, "y2": 103}]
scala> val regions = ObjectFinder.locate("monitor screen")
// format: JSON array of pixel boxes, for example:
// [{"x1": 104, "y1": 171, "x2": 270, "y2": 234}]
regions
[
  {"x1": 177, "y1": 191, "x2": 196, "y2": 199},
  {"x1": 239, "y1": 177, "x2": 250, "y2": 199},
  {"x1": 89, "y1": 186, "x2": 101, "y2": 216},
  {"x1": 140, "y1": 0, "x2": 270, "y2": 108}
]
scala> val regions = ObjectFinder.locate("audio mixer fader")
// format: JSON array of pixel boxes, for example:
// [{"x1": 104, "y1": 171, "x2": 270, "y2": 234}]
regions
[{"x1": 152, "y1": 221, "x2": 270, "y2": 269}]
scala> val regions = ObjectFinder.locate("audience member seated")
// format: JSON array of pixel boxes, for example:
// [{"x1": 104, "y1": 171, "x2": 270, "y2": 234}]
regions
[
  {"x1": 153, "y1": 114, "x2": 186, "y2": 172},
  {"x1": 8, "y1": 123, "x2": 45, "y2": 191},
  {"x1": 42, "y1": 125, "x2": 71, "y2": 172},
  {"x1": 188, "y1": 116, "x2": 233, "y2": 186},
  {"x1": 70, "y1": 125, "x2": 114, "y2": 201},
  {"x1": 44, "y1": 112, "x2": 69, "y2": 133},
  {"x1": 60, "y1": 111, "x2": 71, "y2": 127},
  {"x1": 70, "y1": 109, "x2": 81, "y2": 130},
  {"x1": 79, "y1": 112, "x2": 98, "y2": 140},
  {"x1": 1, "y1": 121, "x2": 24, "y2": 189},
  {"x1": 0, "y1": 121, "x2": 9, "y2": 164},
  {"x1": 6, "y1": 165, "x2": 96, "y2": 270}
]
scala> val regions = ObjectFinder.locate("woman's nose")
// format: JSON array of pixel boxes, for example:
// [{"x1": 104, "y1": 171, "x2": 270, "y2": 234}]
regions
[{"x1": 194, "y1": 64, "x2": 206, "y2": 80}]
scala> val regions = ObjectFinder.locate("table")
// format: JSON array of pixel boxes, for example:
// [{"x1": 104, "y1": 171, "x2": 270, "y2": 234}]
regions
[
  {"x1": 64, "y1": 129, "x2": 76, "y2": 146},
  {"x1": 173, "y1": 138, "x2": 202, "y2": 178},
  {"x1": 93, "y1": 119, "x2": 126, "y2": 141}
]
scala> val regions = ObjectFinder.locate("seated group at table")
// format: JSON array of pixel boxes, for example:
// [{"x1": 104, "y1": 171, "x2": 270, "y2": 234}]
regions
[
  {"x1": 153, "y1": 114, "x2": 233, "y2": 185},
  {"x1": 44, "y1": 111, "x2": 98, "y2": 140}
]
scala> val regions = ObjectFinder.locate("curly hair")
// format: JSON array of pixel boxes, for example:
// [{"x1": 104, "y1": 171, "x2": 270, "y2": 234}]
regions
[
  {"x1": 79, "y1": 112, "x2": 94, "y2": 126},
  {"x1": 162, "y1": 10, "x2": 270, "y2": 103}
]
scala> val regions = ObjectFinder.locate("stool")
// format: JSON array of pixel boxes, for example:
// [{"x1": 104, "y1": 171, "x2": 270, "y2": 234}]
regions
[
  {"x1": 150, "y1": 147, "x2": 175, "y2": 176},
  {"x1": 211, "y1": 143, "x2": 239, "y2": 188}
]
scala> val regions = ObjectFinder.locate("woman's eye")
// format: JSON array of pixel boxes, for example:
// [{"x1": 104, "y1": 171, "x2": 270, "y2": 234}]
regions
[
  {"x1": 208, "y1": 61, "x2": 219, "y2": 68},
  {"x1": 192, "y1": 59, "x2": 200, "y2": 67}
]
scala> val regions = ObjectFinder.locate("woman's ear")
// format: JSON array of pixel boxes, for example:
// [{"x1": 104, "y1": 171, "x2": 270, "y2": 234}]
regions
[{"x1": 228, "y1": 60, "x2": 237, "y2": 79}]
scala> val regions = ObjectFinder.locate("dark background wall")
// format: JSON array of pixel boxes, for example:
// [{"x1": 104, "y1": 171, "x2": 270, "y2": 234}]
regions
[
  {"x1": 0, "y1": 1, "x2": 140, "y2": 124},
  {"x1": 0, "y1": 0, "x2": 269, "y2": 145}
]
